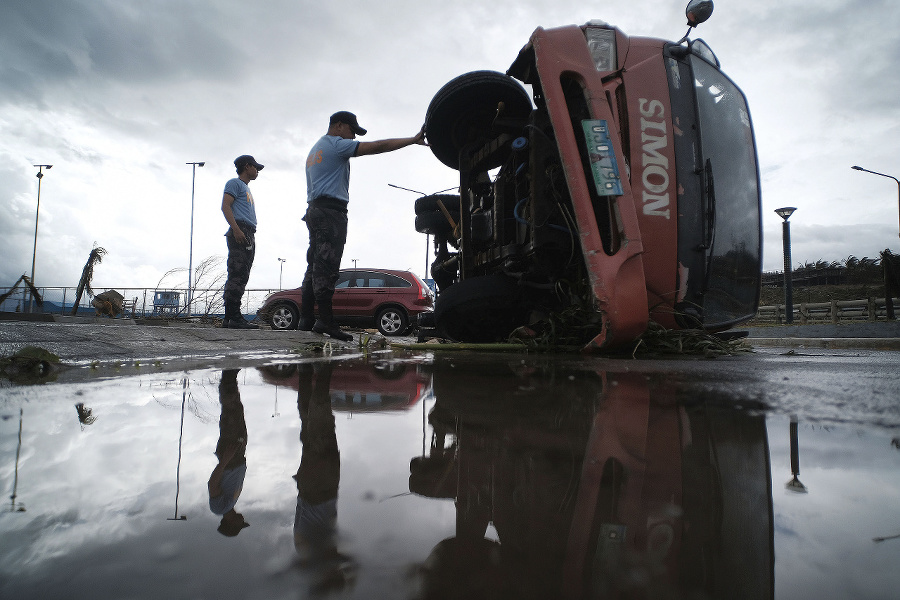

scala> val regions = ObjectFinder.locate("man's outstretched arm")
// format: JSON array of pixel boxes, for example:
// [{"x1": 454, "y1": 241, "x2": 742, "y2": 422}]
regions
[{"x1": 356, "y1": 126, "x2": 427, "y2": 156}]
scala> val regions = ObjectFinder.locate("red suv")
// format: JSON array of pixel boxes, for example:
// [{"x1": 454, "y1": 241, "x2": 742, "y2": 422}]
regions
[{"x1": 258, "y1": 269, "x2": 434, "y2": 336}]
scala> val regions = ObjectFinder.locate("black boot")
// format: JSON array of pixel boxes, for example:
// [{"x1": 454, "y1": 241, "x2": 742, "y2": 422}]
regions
[
  {"x1": 224, "y1": 302, "x2": 258, "y2": 329},
  {"x1": 298, "y1": 285, "x2": 315, "y2": 331},
  {"x1": 312, "y1": 302, "x2": 352, "y2": 342}
]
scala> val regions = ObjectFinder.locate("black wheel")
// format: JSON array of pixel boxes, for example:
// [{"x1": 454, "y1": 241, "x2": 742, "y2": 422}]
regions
[
  {"x1": 376, "y1": 306, "x2": 409, "y2": 336},
  {"x1": 415, "y1": 211, "x2": 455, "y2": 236},
  {"x1": 434, "y1": 274, "x2": 528, "y2": 342},
  {"x1": 269, "y1": 302, "x2": 298, "y2": 330},
  {"x1": 415, "y1": 194, "x2": 461, "y2": 215},
  {"x1": 425, "y1": 70, "x2": 532, "y2": 170}
]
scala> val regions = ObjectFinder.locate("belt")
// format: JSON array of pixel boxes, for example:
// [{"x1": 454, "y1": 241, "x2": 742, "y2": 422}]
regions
[
  {"x1": 236, "y1": 220, "x2": 256, "y2": 233},
  {"x1": 309, "y1": 196, "x2": 348, "y2": 213}
]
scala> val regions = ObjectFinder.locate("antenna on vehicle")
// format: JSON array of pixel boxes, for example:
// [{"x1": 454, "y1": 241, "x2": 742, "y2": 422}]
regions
[
  {"x1": 388, "y1": 183, "x2": 460, "y2": 280},
  {"x1": 677, "y1": 0, "x2": 714, "y2": 44}
]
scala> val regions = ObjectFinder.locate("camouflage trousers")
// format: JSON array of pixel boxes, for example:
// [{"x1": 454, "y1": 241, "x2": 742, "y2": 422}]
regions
[
  {"x1": 216, "y1": 369, "x2": 247, "y2": 468},
  {"x1": 300, "y1": 204, "x2": 348, "y2": 321},
  {"x1": 224, "y1": 226, "x2": 256, "y2": 317}
]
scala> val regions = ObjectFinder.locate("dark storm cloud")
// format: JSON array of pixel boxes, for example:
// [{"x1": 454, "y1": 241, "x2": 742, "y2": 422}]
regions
[
  {"x1": 0, "y1": 0, "x2": 242, "y2": 106},
  {"x1": 765, "y1": 0, "x2": 900, "y2": 113}
]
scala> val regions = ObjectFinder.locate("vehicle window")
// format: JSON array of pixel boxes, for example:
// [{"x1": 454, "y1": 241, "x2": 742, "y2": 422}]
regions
[
  {"x1": 385, "y1": 274, "x2": 412, "y2": 288},
  {"x1": 691, "y1": 55, "x2": 761, "y2": 324},
  {"x1": 334, "y1": 272, "x2": 353, "y2": 288},
  {"x1": 368, "y1": 277, "x2": 386, "y2": 288}
]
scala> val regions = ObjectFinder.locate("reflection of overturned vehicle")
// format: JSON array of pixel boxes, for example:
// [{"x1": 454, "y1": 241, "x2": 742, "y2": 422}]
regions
[
  {"x1": 417, "y1": 1, "x2": 761, "y2": 349},
  {"x1": 257, "y1": 360, "x2": 430, "y2": 413},
  {"x1": 410, "y1": 355, "x2": 773, "y2": 599}
]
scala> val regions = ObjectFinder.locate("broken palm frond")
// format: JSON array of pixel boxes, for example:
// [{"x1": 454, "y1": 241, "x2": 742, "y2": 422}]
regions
[
  {"x1": 71, "y1": 246, "x2": 108, "y2": 315},
  {"x1": 631, "y1": 322, "x2": 752, "y2": 358},
  {"x1": 0, "y1": 274, "x2": 44, "y2": 308},
  {"x1": 75, "y1": 402, "x2": 97, "y2": 426},
  {"x1": 511, "y1": 278, "x2": 751, "y2": 357}
]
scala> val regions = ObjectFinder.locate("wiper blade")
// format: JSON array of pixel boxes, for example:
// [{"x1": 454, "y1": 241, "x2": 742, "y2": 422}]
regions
[{"x1": 698, "y1": 158, "x2": 716, "y2": 251}]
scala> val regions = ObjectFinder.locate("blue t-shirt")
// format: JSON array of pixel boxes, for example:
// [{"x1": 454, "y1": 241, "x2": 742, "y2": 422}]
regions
[
  {"x1": 305, "y1": 135, "x2": 360, "y2": 203},
  {"x1": 209, "y1": 463, "x2": 247, "y2": 515},
  {"x1": 224, "y1": 178, "x2": 257, "y2": 227}
]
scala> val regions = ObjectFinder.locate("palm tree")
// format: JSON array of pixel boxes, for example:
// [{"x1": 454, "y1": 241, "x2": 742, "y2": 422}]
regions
[{"x1": 70, "y1": 247, "x2": 107, "y2": 315}]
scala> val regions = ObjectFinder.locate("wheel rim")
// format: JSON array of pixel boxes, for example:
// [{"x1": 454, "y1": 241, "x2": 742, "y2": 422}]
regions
[
  {"x1": 379, "y1": 311, "x2": 403, "y2": 334},
  {"x1": 272, "y1": 306, "x2": 294, "y2": 329}
]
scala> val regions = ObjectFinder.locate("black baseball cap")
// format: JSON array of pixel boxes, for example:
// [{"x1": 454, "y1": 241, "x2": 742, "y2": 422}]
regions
[
  {"x1": 234, "y1": 155, "x2": 264, "y2": 170},
  {"x1": 329, "y1": 111, "x2": 367, "y2": 136}
]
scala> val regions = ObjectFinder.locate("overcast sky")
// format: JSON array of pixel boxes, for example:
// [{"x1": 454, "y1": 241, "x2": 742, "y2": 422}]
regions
[{"x1": 2, "y1": 0, "x2": 899, "y2": 295}]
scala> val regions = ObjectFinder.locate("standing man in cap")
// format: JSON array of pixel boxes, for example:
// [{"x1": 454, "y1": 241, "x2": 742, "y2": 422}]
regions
[
  {"x1": 221, "y1": 154, "x2": 264, "y2": 329},
  {"x1": 299, "y1": 112, "x2": 426, "y2": 342}
]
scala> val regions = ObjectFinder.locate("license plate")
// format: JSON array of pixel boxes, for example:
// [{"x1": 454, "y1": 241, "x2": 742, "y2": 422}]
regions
[{"x1": 582, "y1": 119, "x2": 623, "y2": 196}]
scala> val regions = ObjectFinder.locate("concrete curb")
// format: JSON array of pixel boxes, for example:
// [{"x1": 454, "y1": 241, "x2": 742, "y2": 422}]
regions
[{"x1": 748, "y1": 337, "x2": 900, "y2": 350}]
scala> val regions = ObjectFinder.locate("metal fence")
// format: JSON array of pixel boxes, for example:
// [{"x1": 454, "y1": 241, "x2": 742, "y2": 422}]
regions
[
  {"x1": 0, "y1": 286, "x2": 280, "y2": 320},
  {"x1": 753, "y1": 297, "x2": 899, "y2": 325}
]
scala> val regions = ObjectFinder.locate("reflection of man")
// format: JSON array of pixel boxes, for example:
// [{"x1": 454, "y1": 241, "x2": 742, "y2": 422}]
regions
[
  {"x1": 293, "y1": 362, "x2": 355, "y2": 591},
  {"x1": 209, "y1": 369, "x2": 249, "y2": 537}
]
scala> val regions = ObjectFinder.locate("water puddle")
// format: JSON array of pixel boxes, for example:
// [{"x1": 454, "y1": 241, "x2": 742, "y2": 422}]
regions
[{"x1": 1, "y1": 351, "x2": 898, "y2": 598}]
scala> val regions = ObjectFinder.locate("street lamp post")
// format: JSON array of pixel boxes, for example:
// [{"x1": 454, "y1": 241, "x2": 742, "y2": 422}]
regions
[
  {"x1": 775, "y1": 207, "x2": 797, "y2": 324},
  {"x1": 29, "y1": 164, "x2": 53, "y2": 312},
  {"x1": 277, "y1": 258, "x2": 286, "y2": 289},
  {"x1": 852, "y1": 165, "x2": 900, "y2": 239},
  {"x1": 186, "y1": 162, "x2": 205, "y2": 314}
]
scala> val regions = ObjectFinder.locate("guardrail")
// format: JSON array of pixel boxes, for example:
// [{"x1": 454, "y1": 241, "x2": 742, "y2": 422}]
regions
[
  {"x1": 754, "y1": 297, "x2": 899, "y2": 325},
  {"x1": 0, "y1": 286, "x2": 280, "y2": 320}
]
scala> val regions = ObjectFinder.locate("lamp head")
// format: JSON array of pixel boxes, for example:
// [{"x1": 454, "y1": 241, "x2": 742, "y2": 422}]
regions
[
  {"x1": 775, "y1": 207, "x2": 797, "y2": 221},
  {"x1": 199, "y1": 162, "x2": 205, "y2": 167},
  {"x1": 851, "y1": 165, "x2": 863, "y2": 171}
]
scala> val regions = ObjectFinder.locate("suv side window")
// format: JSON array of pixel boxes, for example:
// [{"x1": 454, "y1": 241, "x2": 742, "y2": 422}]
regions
[
  {"x1": 335, "y1": 272, "x2": 353, "y2": 288},
  {"x1": 384, "y1": 274, "x2": 412, "y2": 288}
]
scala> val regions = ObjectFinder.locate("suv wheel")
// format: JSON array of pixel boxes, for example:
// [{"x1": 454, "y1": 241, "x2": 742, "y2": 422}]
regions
[
  {"x1": 376, "y1": 307, "x2": 409, "y2": 336},
  {"x1": 270, "y1": 303, "x2": 298, "y2": 330}
]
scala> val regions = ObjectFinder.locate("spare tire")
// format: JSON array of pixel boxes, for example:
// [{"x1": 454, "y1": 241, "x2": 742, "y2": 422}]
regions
[
  {"x1": 415, "y1": 194, "x2": 461, "y2": 215},
  {"x1": 425, "y1": 70, "x2": 532, "y2": 170},
  {"x1": 415, "y1": 211, "x2": 455, "y2": 236}
]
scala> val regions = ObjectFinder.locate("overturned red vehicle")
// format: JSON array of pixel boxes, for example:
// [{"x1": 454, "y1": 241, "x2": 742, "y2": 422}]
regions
[{"x1": 417, "y1": 1, "x2": 761, "y2": 349}]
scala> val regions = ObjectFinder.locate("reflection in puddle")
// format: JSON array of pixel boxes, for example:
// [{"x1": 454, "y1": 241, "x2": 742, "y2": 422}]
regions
[{"x1": 0, "y1": 353, "x2": 898, "y2": 599}]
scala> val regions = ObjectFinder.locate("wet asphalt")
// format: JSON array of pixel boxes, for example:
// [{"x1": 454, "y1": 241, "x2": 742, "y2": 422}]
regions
[{"x1": 1, "y1": 313, "x2": 899, "y2": 371}]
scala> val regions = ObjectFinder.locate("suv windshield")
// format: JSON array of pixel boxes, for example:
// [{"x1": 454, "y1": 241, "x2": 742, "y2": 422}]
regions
[{"x1": 691, "y1": 54, "x2": 761, "y2": 325}]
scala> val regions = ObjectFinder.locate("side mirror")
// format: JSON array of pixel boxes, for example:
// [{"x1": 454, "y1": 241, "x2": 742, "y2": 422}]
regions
[{"x1": 686, "y1": 0, "x2": 714, "y2": 27}]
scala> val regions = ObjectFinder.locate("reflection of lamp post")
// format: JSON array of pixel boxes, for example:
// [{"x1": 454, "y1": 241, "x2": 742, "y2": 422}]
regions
[
  {"x1": 278, "y1": 257, "x2": 286, "y2": 289},
  {"x1": 7, "y1": 409, "x2": 26, "y2": 512},
  {"x1": 30, "y1": 164, "x2": 52, "y2": 312},
  {"x1": 852, "y1": 165, "x2": 900, "y2": 239},
  {"x1": 186, "y1": 162, "x2": 206, "y2": 313},
  {"x1": 786, "y1": 415, "x2": 808, "y2": 493},
  {"x1": 775, "y1": 207, "x2": 797, "y2": 324},
  {"x1": 169, "y1": 378, "x2": 189, "y2": 521}
]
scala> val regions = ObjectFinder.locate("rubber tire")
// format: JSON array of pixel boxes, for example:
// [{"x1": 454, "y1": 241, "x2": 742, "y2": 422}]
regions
[
  {"x1": 425, "y1": 70, "x2": 532, "y2": 170},
  {"x1": 376, "y1": 306, "x2": 409, "y2": 336},
  {"x1": 415, "y1": 194, "x2": 461, "y2": 215},
  {"x1": 434, "y1": 274, "x2": 528, "y2": 343},
  {"x1": 415, "y1": 211, "x2": 456, "y2": 236},
  {"x1": 269, "y1": 302, "x2": 298, "y2": 330}
]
